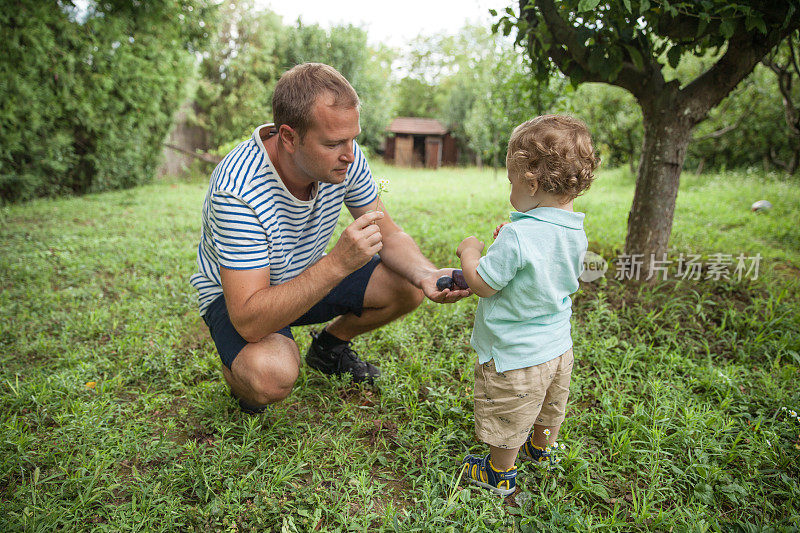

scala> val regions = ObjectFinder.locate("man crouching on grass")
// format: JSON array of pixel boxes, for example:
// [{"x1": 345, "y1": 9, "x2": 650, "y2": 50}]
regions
[{"x1": 190, "y1": 63, "x2": 469, "y2": 413}]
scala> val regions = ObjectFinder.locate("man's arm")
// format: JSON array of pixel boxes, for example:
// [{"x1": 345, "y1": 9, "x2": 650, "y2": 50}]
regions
[
  {"x1": 349, "y1": 199, "x2": 470, "y2": 303},
  {"x1": 222, "y1": 210, "x2": 384, "y2": 342}
]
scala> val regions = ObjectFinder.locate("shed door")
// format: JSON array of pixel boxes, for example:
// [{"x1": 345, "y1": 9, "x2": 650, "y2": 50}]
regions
[
  {"x1": 425, "y1": 137, "x2": 442, "y2": 169},
  {"x1": 395, "y1": 136, "x2": 414, "y2": 167}
]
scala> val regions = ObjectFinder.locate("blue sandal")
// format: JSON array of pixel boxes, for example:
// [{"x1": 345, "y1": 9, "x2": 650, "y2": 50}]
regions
[
  {"x1": 460, "y1": 454, "x2": 517, "y2": 496},
  {"x1": 519, "y1": 436, "x2": 561, "y2": 466}
]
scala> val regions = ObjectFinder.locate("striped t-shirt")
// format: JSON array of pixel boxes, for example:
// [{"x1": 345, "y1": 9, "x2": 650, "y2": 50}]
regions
[{"x1": 190, "y1": 123, "x2": 378, "y2": 316}]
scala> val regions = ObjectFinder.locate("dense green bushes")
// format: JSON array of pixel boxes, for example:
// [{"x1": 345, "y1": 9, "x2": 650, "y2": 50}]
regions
[
  {"x1": 0, "y1": 1, "x2": 212, "y2": 203},
  {"x1": 2, "y1": 3, "x2": 795, "y2": 205}
]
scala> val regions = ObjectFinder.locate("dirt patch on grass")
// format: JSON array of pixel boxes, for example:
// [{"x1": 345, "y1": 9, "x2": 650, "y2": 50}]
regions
[
  {"x1": 338, "y1": 386, "x2": 378, "y2": 407},
  {"x1": 362, "y1": 419, "x2": 399, "y2": 448}
]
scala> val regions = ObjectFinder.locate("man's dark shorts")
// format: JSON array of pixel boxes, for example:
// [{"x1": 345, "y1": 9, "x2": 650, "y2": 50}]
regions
[{"x1": 202, "y1": 256, "x2": 381, "y2": 370}]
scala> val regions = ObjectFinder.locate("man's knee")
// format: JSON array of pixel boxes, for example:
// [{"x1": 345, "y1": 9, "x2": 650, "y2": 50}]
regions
[
  {"x1": 380, "y1": 272, "x2": 424, "y2": 315},
  {"x1": 230, "y1": 337, "x2": 300, "y2": 404},
  {"x1": 249, "y1": 359, "x2": 298, "y2": 404},
  {"x1": 395, "y1": 277, "x2": 424, "y2": 313}
]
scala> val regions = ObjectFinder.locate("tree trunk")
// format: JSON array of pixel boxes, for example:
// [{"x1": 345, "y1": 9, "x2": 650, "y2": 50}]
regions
[{"x1": 625, "y1": 103, "x2": 693, "y2": 276}]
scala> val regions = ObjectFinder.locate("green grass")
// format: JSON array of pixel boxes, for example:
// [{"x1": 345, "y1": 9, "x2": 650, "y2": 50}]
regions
[{"x1": 1, "y1": 163, "x2": 799, "y2": 531}]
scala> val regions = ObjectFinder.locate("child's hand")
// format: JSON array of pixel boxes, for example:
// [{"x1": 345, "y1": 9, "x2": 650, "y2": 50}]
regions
[
  {"x1": 493, "y1": 223, "x2": 507, "y2": 239},
  {"x1": 457, "y1": 236, "x2": 485, "y2": 258}
]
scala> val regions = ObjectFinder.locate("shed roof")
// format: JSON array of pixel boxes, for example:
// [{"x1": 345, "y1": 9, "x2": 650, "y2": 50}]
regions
[{"x1": 387, "y1": 117, "x2": 448, "y2": 135}]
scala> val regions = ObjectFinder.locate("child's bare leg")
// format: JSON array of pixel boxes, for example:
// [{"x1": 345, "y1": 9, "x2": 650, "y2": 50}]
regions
[
  {"x1": 531, "y1": 423, "x2": 561, "y2": 448},
  {"x1": 489, "y1": 445, "x2": 521, "y2": 470}
]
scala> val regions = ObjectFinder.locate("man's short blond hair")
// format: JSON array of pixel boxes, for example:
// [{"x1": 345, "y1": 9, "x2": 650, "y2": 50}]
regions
[
  {"x1": 272, "y1": 63, "x2": 360, "y2": 139},
  {"x1": 506, "y1": 115, "x2": 599, "y2": 200}
]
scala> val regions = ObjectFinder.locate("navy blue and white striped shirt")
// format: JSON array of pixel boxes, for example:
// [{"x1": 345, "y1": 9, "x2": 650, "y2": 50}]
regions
[{"x1": 190, "y1": 123, "x2": 378, "y2": 316}]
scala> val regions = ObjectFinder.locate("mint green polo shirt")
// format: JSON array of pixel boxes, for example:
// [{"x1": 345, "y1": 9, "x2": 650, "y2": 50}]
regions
[{"x1": 470, "y1": 207, "x2": 587, "y2": 372}]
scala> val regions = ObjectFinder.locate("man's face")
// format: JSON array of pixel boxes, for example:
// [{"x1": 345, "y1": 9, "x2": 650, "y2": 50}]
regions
[{"x1": 293, "y1": 95, "x2": 361, "y2": 184}]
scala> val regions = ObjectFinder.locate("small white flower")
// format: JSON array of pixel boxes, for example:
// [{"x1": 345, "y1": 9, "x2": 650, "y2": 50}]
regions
[
  {"x1": 552, "y1": 442, "x2": 559, "y2": 449},
  {"x1": 797, "y1": 416, "x2": 800, "y2": 423},
  {"x1": 782, "y1": 406, "x2": 787, "y2": 411},
  {"x1": 543, "y1": 429, "x2": 551, "y2": 436},
  {"x1": 790, "y1": 410, "x2": 798, "y2": 418}
]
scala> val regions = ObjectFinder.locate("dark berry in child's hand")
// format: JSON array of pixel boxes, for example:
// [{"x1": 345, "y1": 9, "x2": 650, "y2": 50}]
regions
[{"x1": 436, "y1": 276, "x2": 453, "y2": 291}]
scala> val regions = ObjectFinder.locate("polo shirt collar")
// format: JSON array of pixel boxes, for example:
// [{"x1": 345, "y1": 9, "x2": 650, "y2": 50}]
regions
[{"x1": 510, "y1": 207, "x2": 584, "y2": 229}]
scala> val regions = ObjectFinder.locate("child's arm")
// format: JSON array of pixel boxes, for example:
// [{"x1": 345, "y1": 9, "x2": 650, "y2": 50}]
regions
[{"x1": 457, "y1": 237, "x2": 498, "y2": 298}]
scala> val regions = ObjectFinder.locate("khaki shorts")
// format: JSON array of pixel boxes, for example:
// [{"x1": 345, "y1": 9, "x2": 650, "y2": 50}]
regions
[{"x1": 473, "y1": 349, "x2": 574, "y2": 449}]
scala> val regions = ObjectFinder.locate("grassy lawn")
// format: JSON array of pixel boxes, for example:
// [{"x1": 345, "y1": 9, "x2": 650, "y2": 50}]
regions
[{"x1": 1, "y1": 163, "x2": 799, "y2": 531}]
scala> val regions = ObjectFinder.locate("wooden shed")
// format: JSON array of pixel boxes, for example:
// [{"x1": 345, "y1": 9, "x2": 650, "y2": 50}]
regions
[{"x1": 384, "y1": 117, "x2": 458, "y2": 169}]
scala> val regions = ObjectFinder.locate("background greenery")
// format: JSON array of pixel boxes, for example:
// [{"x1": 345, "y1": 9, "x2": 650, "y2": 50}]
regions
[
  {"x1": 0, "y1": 1, "x2": 214, "y2": 203},
  {"x1": 2, "y1": 1, "x2": 798, "y2": 205},
  {"x1": 1, "y1": 164, "x2": 798, "y2": 531}
]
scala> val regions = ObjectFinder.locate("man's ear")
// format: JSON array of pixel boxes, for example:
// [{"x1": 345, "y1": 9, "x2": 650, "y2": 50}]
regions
[{"x1": 278, "y1": 124, "x2": 299, "y2": 153}]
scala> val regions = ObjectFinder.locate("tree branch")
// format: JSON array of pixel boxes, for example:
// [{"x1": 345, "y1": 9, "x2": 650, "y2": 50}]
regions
[
  {"x1": 164, "y1": 143, "x2": 221, "y2": 164},
  {"x1": 680, "y1": 12, "x2": 800, "y2": 124},
  {"x1": 692, "y1": 121, "x2": 740, "y2": 141},
  {"x1": 789, "y1": 34, "x2": 800, "y2": 78},
  {"x1": 530, "y1": 0, "x2": 656, "y2": 99},
  {"x1": 768, "y1": 146, "x2": 789, "y2": 171},
  {"x1": 776, "y1": 72, "x2": 800, "y2": 136},
  {"x1": 654, "y1": 12, "x2": 720, "y2": 44}
]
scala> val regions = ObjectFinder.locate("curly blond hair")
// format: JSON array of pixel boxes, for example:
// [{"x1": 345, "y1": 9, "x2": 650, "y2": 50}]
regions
[{"x1": 506, "y1": 115, "x2": 599, "y2": 200}]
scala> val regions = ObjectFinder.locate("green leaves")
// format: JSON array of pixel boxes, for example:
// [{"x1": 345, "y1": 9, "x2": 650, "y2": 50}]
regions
[
  {"x1": 720, "y1": 18, "x2": 737, "y2": 39},
  {"x1": 578, "y1": 0, "x2": 601, "y2": 12},
  {"x1": 624, "y1": 44, "x2": 645, "y2": 71},
  {"x1": 746, "y1": 14, "x2": 767, "y2": 35},
  {"x1": 1, "y1": 1, "x2": 213, "y2": 203}
]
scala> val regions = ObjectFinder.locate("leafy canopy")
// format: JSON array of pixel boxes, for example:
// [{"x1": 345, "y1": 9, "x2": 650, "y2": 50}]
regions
[{"x1": 494, "y1": 1, "x2": 795, "y2": 86}]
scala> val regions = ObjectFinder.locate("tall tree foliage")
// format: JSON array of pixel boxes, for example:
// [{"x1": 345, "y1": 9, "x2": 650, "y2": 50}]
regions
[
  {"x1": 496, "y1": 0, "x2": 800, "y2": 266},
  {"x1": 196, "y1": 4, "x2": 394, "y2": 153},
  {"x1": 195, "y1": 0, "x2": 284, "y2": 148},
  {"x1": 396, "y1": 25, "x2": 550, "y2": 167},
  {"x1": 464, "y1": 57, "x2": 569, "y2": 171},
  {"x1": 566, "y1": 83, "x2": 642, "y2": 173},
  {"x1": 0, "y1": 1, "x2": 213, "y2": 203},
  {"x1": 282, "y1": 21, "x2": 395, "y2": 153},
  {"x1": 394, "y1": 77, "x2": 442, "y2": 118}
]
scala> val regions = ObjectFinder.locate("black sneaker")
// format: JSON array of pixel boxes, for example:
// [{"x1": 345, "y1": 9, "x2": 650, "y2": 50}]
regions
[{"x1": 305, "y1": 330, "x2": 381, "y2": 383}]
